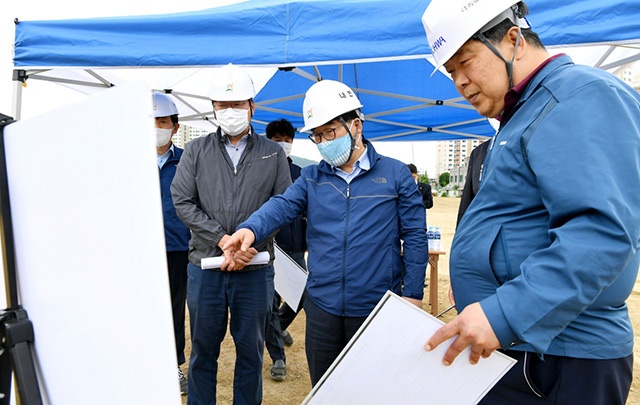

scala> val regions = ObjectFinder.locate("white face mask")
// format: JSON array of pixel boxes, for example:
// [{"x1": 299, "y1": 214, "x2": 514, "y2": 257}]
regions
[
  {"x1": 277, "y1": 141, "x2": 292, "y2": 157},
  {"x1": 216, "y1": 108, "x2": 250, "y2": 136},
  {"x1": 155, "y1": 128, "x2": 173, "y2": 147}
]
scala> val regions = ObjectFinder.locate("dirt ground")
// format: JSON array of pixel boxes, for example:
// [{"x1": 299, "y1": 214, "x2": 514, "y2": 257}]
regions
[{"x1": 181, "y1": 196, "x2": 640, "y2": 405}]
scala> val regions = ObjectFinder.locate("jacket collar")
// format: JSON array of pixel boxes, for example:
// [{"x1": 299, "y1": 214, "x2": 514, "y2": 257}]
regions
[
  {"x1": 498, "y1": 54, "x2": 565, "y2": 123},
  {"x1": 215, "y1": 125, "x2": 256, "y2": 147},
  {"x1": 167, "y1": 144, "x2": 183, "y2": 162},
  {"x1": 517, "y1": 55, "x2": 573, "y2": 106},
  {"x1": 500, "y1": 54, "x2": 573, "y2": 126}
]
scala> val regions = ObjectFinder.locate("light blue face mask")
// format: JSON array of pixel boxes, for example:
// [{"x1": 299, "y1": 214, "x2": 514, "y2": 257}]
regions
[{"x1": 316, "y1": 121, "x2": 355, "y2": 167}]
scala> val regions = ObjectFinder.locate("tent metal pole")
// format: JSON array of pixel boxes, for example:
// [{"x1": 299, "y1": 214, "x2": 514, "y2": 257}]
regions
[
  {"x1": 168, "y1": 92, "x2": 209, "y2": 120},
  {"x1": 312, "y1": 66, "x2": 322, "y2": 81},
  {"x1": 594, "y1": 46, "x2": 616, "y2": 68},
  {"x1": 11, "y1": 70, "x2": 25, "y2": 121},
  {"x1": 291, "y1": 68, "x2": 319, "y2": 82},
  {"x1": 84, "y1": 69, "x2": 114, "y2": 87},
  {"x1": 255, "y1": 105, "x2": 303, "y2": 117},
  {"x1": 599, "y1": 52, "x2": 640, "y2": 71},
  {"x1": 367, "y1": 116, "x2": 488, "y2": 132},
  {"x1": 27, "y1": 75, "x2": 110, "y2": 88},
  {"x1": 354, "y1": 87, "x2": 475, "y2": 109},
  {"x1": 256, "y1": 93, "x2": 305, "y2": 105}
]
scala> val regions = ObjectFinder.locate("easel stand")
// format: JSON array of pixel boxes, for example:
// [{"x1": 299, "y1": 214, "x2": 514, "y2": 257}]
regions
[{"x1": 0, "y1": 113, "x2": 43, "y2": 405}]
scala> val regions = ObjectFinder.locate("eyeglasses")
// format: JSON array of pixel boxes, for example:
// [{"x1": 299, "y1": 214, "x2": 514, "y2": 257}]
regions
[
  {"x1": 308, "y1": 118, "x2": 356, "y2": 144},
  {"x1": 308, "y1": 126, "x2": 341, "y2": 144},
  {"x1": 213, "y1": 100, "x2": 250, "y2": 110}
]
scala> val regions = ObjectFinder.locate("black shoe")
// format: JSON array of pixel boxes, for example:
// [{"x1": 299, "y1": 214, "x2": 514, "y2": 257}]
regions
[
  {"x1": 281, "y1": 329, "x2": 294, "y2": 347},
  {"x1": 270, "y1": 359, "x2": 286, "y2": 381}
]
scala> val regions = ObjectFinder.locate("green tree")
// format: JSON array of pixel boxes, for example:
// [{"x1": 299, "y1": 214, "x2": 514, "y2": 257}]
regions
[
  {"x1": 418, "y1": 172, "x2": 429, "y2": 184},
  {"x1": 439, "y1": 172, "x2": 450, "y2": 187}
]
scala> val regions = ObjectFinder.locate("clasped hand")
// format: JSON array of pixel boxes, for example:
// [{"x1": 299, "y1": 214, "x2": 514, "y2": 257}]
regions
[{"x1": 219, "y1": 230, "x2": 257, "y2": 271}]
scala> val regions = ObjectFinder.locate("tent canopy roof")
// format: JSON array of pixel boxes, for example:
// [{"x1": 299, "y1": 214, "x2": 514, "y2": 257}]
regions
[
  {"x1": 13, "y1": 0, "x2": 640, "y2": 69},
  {"x1": 12, "y1": 0, "x2": 640, "y2": 141}
]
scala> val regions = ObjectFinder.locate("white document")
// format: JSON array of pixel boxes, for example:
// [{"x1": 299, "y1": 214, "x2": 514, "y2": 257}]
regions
[
  {"x1": 303, "y1": 291, "x2": 517, "y2": 405},
  {"x1": 201, "y1": 251, "x2": 270, "y2": 269},
  {"x1": 273, "y1": 245, "x2": 308, "y2": 311}
]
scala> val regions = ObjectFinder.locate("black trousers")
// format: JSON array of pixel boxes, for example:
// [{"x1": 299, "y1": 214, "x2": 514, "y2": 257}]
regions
[
  {"x1": 481, "y1": 350, "x2": 633, "y2": 405},
  {"x1": 304, "y1": 297, "x2": 367, "y2": 386},
  {"x1": 278, "y1": 290, "x2": 307, "y2": 331},
  {"x1": 167, "y1": 250, "x2": 189, "y2": 366},
  {"x1": 265, "y1": 292, "x2": 286, "y2": 363}
]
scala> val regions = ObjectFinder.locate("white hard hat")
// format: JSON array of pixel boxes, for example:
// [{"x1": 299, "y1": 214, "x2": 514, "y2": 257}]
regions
[
  {"x1": 209, "y1": 63, "x2": 256, "y2": 101},
  {"x1": 300, "y1": 80, "x2": 363, "y2": 132},
  {"x1": 422, "y1": 0, "x2": 529, "y2": 72},
  {"x1": 152, "y1": 92, "x2": 179, "y2": 117}
]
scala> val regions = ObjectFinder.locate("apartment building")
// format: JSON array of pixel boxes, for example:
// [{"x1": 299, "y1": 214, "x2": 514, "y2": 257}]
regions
[
  {"x1": 172, "y1": 125, "x2": 211, "y2": 148},
  {"x1": 435, "y1": 139, "x2": 483, "y2": 176}
]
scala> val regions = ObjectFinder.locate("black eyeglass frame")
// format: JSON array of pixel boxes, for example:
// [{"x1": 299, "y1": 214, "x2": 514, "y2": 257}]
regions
[{"x1": 307, "y1": 117, "x2": 353, "y2": 144}]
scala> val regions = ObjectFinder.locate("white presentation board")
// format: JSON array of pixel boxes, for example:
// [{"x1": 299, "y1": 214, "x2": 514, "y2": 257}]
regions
[{"x1": 4, "y1": 82, "x2": 180, "y2": 404}]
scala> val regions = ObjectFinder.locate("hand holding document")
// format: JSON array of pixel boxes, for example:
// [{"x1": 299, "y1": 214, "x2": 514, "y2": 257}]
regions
[
  {"x1": 201, "y1": 251, "x2": 270, "y2": 269},
  {"x1": 303, "y1": 291, "x2": 516, "y2": 404},
  {"x1": 425, "y1": 302, "x2": 500, "y2": 366}
]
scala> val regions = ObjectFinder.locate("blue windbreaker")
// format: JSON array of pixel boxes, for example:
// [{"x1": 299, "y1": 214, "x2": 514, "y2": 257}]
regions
[
  {"x1": 240, "y1": 142, "x2": 428, "y2": 317},
  {"x1": 452, "y1": 55, "x2": 640, "y2": 359}
]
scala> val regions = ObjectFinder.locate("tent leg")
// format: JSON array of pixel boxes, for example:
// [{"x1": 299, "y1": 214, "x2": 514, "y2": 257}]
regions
[{"x1": 11, "y1": 70, "x2": 26, "y2": 121}]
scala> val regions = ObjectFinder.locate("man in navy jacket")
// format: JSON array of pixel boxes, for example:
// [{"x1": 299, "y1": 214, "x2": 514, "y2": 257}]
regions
[
  {"x1": 153, "y1": 92, "x2": 191, "y2": 395},
  {"x1": 263, "y1": 118, "x2": 308, "y2": 382}
]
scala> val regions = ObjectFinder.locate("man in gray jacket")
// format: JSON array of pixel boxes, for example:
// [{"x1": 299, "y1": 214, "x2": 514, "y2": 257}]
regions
[{"x1": 171, "y1": 64, "x2": 291, "y2": 405}]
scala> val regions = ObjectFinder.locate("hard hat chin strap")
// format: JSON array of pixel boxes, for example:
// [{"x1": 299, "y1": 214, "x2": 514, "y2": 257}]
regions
[
  {"x1": 474, "y1": 26, "x2": 522, "y2": 89},
  {"x1": 339, "y1": 117, "x2": 359, "y2": 159}
]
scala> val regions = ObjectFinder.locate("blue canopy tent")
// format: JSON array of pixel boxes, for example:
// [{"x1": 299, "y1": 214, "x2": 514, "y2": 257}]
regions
[
  {"x1": 252, "y1": 60, "x2": 487, "y2": 141},
  {"x1": 11, "y1": 0, "x2": 640, "y2": 140}
]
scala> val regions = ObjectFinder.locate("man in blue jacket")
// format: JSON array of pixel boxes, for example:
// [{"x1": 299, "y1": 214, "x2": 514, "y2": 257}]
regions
[
  {"x1": 422, "y1": 1, "x2": 640, "y2": 403},
  {"x1": 153, "y1": 91, "x2": 191, "y2": 395},
  {"x1": 223, "y1": 80, "x2": 428, "y2": 386}
]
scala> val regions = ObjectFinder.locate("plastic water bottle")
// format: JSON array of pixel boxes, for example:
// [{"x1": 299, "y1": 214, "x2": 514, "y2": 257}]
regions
[
  {"x1": 434, "y1": 226, "x2": 442, "y2": 251},
  {"x1": 427, "y1": 226, "x2": 434, "y2": 251}
]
